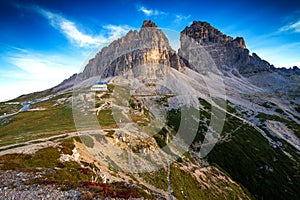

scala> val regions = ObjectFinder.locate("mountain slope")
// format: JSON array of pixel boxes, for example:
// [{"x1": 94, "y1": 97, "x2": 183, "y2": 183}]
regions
[{"x1": 0, "y1": 20, "x2": 299, "y2": 200}]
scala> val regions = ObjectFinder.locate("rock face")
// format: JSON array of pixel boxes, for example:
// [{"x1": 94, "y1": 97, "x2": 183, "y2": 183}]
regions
[
  {"x1": 82, "y1": 20, "x2": 277, "y2": 80},
  {"x1": 56, "y1": 20, "x2": 298, "y2": 94},
  {"x1": 142, "y1": 20, "x2": 158, "y2": 28},
  {"x1": 277, "y1": 66, "x2": 300, "y2": 76},
  {"x1": 81, "y1": 20, "x2": 186, "y2": 80},
  {"x1": 180, "y1": 21, "x2": 274, "y2": 75}
]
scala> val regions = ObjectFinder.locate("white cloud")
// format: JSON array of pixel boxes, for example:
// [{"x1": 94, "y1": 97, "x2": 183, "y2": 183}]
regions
[
  {"x1": 34, "y1": 7, "x2": 103, "y2": 47},
  {"x1": 3, "y1": 50, "x2": 78, "y2": 85},
  {"x1": 279, "y1": 19, "x2": 300, "y2": 33},
  {"x1": 33, "y1": 6, "x2": 131, "y2": 48},
  {"x1": 0, "y1": 50, "x2": 82, "y2": 101},
  {"x1": 174, "y1": 14, "x2": 191, "y2": 25},
  {"x1": 138, "y1": 6, "x2": 166, "y2": 17},
  {"x1": 8, "y1": 54, "x2": 78, "y2": 81},
  {"x1": 8, "y1": 56, "x2": 75, "y2": 79}
]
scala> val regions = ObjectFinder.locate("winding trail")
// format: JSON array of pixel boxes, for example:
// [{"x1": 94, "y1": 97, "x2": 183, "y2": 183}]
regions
[
  {"x1": 0, "y1": 129, "x2": 114, "y2": 156},
  {"x1": 211, "y1": 101, "x2": 274, "y2": 144}
]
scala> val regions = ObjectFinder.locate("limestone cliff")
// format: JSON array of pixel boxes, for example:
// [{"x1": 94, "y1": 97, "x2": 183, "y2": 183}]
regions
[
  {"x1": 180, "y1": 21, "x2": 274, "y2": 75},
  {"x1": 81, "y1": 20, "x2": 186, "y2": 79}
]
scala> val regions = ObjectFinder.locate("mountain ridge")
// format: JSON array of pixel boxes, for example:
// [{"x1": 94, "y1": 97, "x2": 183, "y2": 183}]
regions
[{"x1": 51, "y1": 20, "x2": 298, "y2": 95}]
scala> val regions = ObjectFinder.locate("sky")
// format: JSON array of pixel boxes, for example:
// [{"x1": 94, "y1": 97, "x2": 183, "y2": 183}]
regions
[{"x1": 0, "y1": 0, "x2": 300, "y2": 101}]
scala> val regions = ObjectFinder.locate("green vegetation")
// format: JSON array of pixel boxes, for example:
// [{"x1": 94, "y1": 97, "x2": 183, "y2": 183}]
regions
[
  {"x1": 95, "y1": 101, "x2": 103, "y2": 108},
  {"x1": 31, "y1": 92, "x2": 72, "y2": 109},
  {"x1": 9, "y1": 89, "x2": 52, "y2": 103},
  {"x1": 0, "y1": 106, "x2": 75, "y2": 146},
  {"x1": 153, "y1": 134, "x2": 167, "y2": 148},
  {"x1": 294, "y1": 104, "x2": 300, "y2": 114},
  {"x1": 128, "y1": 96, "x2": 151, "y2": 126},
  {"x1": 156, "y1": 96, "x2": 169, "y2": 106},
  {"x1": 129, "y1": 108, "x2": 151, "y2": 126},
  {"x1": 100, "y1": 93, "x2": 111, "y2": 99},
  {"x1": 166, "y1": 109, "x2": 181, "y2": 131},
  {"x1": 199, "y1": 98, "x2": 211, "y2": 110},
  {"x1": 129, "y1": 98, "x2": 135, "y2": 108},
  {"x1": 107, "y1": 83, "x2": 115, "y2": 92},
  {"x1": 275, "y1": 108, "x2": 285, "y2": 114},
  {"x1": 0, "y1": 145, "x2": 94, "y2": 190},
  {"x1": 163, "y1": 100, "x2": 300, "y2": 199},
  {"x1": 60, "y1": 137, "x2": 80, "y2": 154},
  {"x1": 0, "y1": 103, "x2": 22, "y2": 115},
  {"x1": 261, "y1": 101, "x2": 276, "y2": 109},
  {"x1": 139, "y1": 168, "x2": 168, "y2": 191},
  {"x1": 171, "y1": 166, "x2": 204, "y2": 199},
  {"x1": 256, "y1": 112, "x2": 300, "y2": 138},
  {"x1": 165, "y1": 104, "x2": 210, "y2": 148},
  {"x1": 0, "y1": 147, "x2": 60, "y2": 170},
  {"x1": 207, "y1": 114, "x2": 300, "y2": 200},
  {"x1": 97, "y1": 109, "x2": 118, "y2": 129},
  {"x1": 0, "y1": 91, "x2": 77, "y2": 146},
  {"x1": 170, "y1": 165, "x2": 250, "y2": 200},
  {"x1": 94, "y1": 133, "x2": 108, "y2": 143},
  {"x1": 80, "y1": 135, "x2": 95, "y2": 148},
  {"x1": 0, "y1": 138, "x2": 150, "y2": 198},
  {"x1": 105, "y1": 130, "x2": 115, "y2": 138}
]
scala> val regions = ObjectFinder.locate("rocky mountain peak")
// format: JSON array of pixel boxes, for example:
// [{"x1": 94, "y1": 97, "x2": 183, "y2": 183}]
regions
[
  {"x1": 81, "y1": 20, "x2": 186, "y2": 79},
  {"x1": 142, "y1": 20, "x2": 158, "y2": 28},
  {"x1": 180, "y1": 21, "x2": 272, "y2": 75},
  {"x1": 79, "y1": 20, "x2": 277, "y2": 82},
  {"x1": 183, "y1": 21, "x2": 246, "y2": 49}
]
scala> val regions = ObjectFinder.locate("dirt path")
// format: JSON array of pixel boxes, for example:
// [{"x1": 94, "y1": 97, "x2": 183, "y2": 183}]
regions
[
  {"x1": 0, "y1": 129, "x2": 111, "y2": 156},
  {"x1": 211, "y1": 101, "x2": 274, "y2": 142}
]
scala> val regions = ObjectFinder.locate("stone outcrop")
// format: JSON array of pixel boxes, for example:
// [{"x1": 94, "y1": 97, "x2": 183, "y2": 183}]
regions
[
  {"x1": 180, "y1": 21, "x2": 274, "y2": 75},
  {"x1": 142, "y1": 20, "x2": 158, "y2": 28},
  {"x1": 81, "y1": 20, "x2": 186, "y2": 80}
]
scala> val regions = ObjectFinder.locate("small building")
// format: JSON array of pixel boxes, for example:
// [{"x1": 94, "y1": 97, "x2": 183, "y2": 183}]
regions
[{"x1": 91, "y1": 82, "x2": 108, "y2": 91}]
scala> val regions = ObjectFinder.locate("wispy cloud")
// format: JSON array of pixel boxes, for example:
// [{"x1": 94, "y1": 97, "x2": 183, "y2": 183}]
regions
[
  {"x1": 173, "y1": 14, "x2": 191, "y2": 25},
  {"x1": 6, "y1": 51, "x2": 79, "y2": 81},
  {"x1": 0, "y1": 48, "x2": 83, "y2": 101},
  {"x1": 279, "y1": 19, "x2": 300, "y2": 33},
  {"x1": 33, "y1": 6, "x2": 102, "y2": 47},
  {"x1": 31, "y1": 6, "x2": 131, "y2": 48},
  {"x1": 138, "y1": 6, "x2": 167, "y2": 17}
]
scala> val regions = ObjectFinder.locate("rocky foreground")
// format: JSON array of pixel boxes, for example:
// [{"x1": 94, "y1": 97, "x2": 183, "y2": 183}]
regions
[
  {"x1": 0, "y1": 170, "x2": 145, "y2": 200},
  {"x1": 0, "y1": 170, "x2": 82, "y2": 200}
]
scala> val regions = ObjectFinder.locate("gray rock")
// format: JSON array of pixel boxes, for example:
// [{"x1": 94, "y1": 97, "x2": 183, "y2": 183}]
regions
[
  {"x1": 81, "y1": 20, "x2": 186, "y2": 80},
  {"x1": 180, "y1": 21, "x2": 274, "y2": 75}
]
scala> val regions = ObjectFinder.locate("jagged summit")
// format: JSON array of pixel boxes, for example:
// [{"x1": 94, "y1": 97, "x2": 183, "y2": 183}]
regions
[
  {"x1": 181, "y1": 20, "x2": 272, "y2": 74},
  {"x1": 184, "y1": 21, "x2": 246, "y2": 49},
  {"x1": 80, "y1": 19, "x2": 277, "y2": 80},
  {"x1": 81, "y1": 20, "x2": 184, "y2": 79},
  {"x1": 55, "y1": 20, "x2": 298, "y2": 94},
  {"x1": 141, "y1": 20, "x2": 158, "y2": 28}
]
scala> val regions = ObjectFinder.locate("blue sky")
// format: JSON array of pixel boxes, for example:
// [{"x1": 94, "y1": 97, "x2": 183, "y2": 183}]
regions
[{"x1": 0, "y1": 0, "x2": 300, "y2": 101}]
